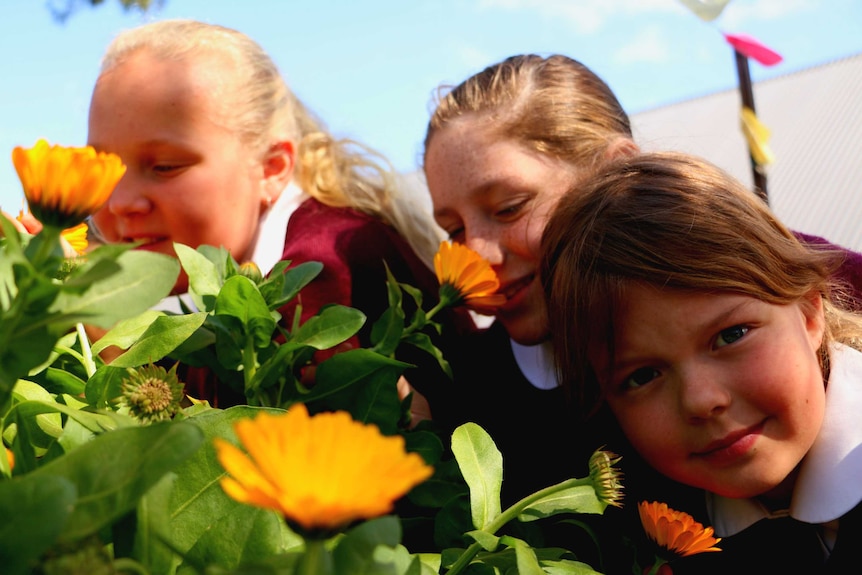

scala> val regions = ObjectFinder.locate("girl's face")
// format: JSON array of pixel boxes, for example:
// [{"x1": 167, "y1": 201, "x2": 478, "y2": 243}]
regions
[
  {"x1": 88, "y1": 51, "x2": 274, "y2": 294},
  {"x1": 595, "y1": 284, "x2": 826, "y2": 501},
  {"x1": 424, "y1": 119, "x2": 581, "y2": 345}
]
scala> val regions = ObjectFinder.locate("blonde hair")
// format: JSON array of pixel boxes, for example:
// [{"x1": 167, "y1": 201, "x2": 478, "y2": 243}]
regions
[
  {"x1": 424, "y1": 54, "x2": 631, "y2": 170},
  {"x1": 99, "y1": 19, "x2": 443, "y2": 266},
  {"x1": 541, "y1": 151, "x2": 862, "y2": 414}
]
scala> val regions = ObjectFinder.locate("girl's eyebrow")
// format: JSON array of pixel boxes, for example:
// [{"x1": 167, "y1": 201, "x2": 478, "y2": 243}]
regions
[{"x1": 609, "y1": 298, "x2": 753, "y2": 372}]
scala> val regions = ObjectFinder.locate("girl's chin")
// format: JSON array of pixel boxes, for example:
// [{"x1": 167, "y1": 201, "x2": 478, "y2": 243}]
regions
[
  {"x1": 498, "y1": 301, "x2": 550, "y2": 345},
  {"x1": 500, "y1": 315, "x2": 550, "y2": 346}
]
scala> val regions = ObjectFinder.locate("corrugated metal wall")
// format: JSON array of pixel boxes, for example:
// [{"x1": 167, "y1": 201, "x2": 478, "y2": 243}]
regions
[{"x1": 632, "y1": 52, "x2": 862, "y2": 251}]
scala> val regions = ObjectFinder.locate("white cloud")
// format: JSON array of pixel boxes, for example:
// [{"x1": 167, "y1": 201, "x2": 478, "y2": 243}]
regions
[
  {"x1": 614, "y1": 25, "x2": 672, "y2": 64},
  {"x1": 721, "y1": 0, "x2": 819, "y2": 28},
  {"x1": 477, "y1": 0, "x2": 685, "y2": 34},
  {"x1": 476, "y1": 0, "x2": 822, "y2": 33}
]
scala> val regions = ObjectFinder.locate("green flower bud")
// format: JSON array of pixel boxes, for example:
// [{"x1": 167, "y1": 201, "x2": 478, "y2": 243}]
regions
[{"x1": 121, "y1": 363, "x2": 184, "y2": 425}]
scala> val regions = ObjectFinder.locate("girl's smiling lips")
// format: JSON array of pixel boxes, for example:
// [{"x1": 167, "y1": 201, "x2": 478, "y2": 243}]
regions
[
  {"x1": 122, "y1": 235, "x2": 165, "y2": 246},
  {"x1": 122, "y1": 236, "x2": 170, "y2": 251},
  {"x1": 499, "y1": 274, "x2": 534, "y2": 302},
  {"x1": 693, "y1": 421, "x2": 766, "y2": 465}
]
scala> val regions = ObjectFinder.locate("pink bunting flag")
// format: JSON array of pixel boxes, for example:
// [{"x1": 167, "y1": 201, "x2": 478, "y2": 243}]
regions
[{"x1": 723, "y1": 32, "x2": 783, "y2": 66}]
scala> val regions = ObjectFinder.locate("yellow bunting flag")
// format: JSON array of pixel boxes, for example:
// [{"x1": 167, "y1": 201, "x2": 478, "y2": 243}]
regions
[{"x1": 740, "y1": 107, "x2": 776, "y2": 167}]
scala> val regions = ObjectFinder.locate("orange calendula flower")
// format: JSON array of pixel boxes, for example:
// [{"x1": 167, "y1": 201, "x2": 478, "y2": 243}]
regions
[
  {"x1": 4, "y1": 448, "x2": 13, "y2": 471},
  {"x1": 434, "y1": 241, "x2": 506, "y2": 311},
  {"x1": 214, "y1": 404, "x2": 433, "y2": 532},
  {"x1": 11, "y1": 139, "x2": 126, "y2": 229},
  {"x1": 639, "y1": 501, "x2": 722, "y2": 558},
  {"x1": 61, "y1": 223, "x2": 89, "y2": 255}
]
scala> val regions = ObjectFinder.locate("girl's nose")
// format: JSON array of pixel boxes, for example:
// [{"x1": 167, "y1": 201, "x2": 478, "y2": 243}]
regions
[
  {"x1": 104, "y1": 172, "x2": 151, "y2": 216},
  {"x1": 464, "y1": 235, "x2": 504, "y2": 267},
  {"x1": 678, "y1": 365, "x2": 732, "y2": 422}
]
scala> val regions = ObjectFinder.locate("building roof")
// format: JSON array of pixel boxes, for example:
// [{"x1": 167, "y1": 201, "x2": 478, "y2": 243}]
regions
[{"x1": 632, "y1": 51, "x2": 862, "y2": 251}]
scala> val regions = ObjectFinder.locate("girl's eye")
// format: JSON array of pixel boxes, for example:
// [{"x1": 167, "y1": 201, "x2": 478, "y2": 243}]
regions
[
  {"x1": 446, "y1": 227, "x2": 465, "y2": 242},
  {"x1": 621, "y1": 367, "x2": 660, "y2": 390},
  {"x1": 153, "y1": 164, "x2": 181, "y2": 174},
  {"x1": 715, "y1": 325, "x2": 749, "y2": 348},
  {"x1": 496, "y1": 200, "x2": 527, "y2": 219}
]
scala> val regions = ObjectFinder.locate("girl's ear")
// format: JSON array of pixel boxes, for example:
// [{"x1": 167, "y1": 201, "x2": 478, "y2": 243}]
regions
[
  {"x1": 802, "y1": 289, "x2": 826, "y2": 353},
  {"x1": 261, "y1": 140, "x2": 296, "y2": 207}
]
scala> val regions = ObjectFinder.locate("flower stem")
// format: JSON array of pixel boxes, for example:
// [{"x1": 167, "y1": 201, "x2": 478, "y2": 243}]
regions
[
  {"x1": 444, "y1": 477, "x2": 593, "y2": 574},
  {"x1": 28, "y1": 226, "x2": 62, "y2": 269},
  {"x1": 298, "y1": 538, "x2": 333, "y2": 575},
  {"x1": 241, "y1": 336, "x2": 257, "y2": 387},
  {"x1": 423, "y1": 300, "x2": 447, "y2": 324},
  {"x1": 76, "y1": 323, "x2": 96, "y2": 378},
  {"x1": 646, "y1": 556, "x2": 668, "y2": 575}
]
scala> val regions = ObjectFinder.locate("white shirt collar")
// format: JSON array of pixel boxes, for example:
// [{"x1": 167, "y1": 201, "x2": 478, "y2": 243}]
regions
[
  {"x1": 708, "y1": 342, "x2": 862, "y2": 536},
  {"x1": 510, "y1": 338, "x2": 559, "y2": 390}
]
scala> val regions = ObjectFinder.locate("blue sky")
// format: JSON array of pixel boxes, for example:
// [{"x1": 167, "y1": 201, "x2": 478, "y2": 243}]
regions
[{"x1": 1, "y1": 0, "x2": 860, "y2": 212}]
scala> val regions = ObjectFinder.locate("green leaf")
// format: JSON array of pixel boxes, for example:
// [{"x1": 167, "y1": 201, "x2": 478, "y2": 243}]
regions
[
  {"x1": 291, "y1": 304, "x2": 365, "y2": 349},
  {"x1": 109, "y1": 312, "x2": 209, "y2": 368},
  {"x1": 61, "y1": 256, "x2": 122, "y2": 290},
  {"x1": 215, "y1": 276, "x2": 276, "y2": 348},
  {"x1": 370, "y1": 305, "x2": 406, "y2": 356},
  {"x1": 0, "y1": 475, "x2": 77, "y2": 575},
  {"x1": 539, "y1": 558, "x2": 605, "y2": 574},
  {"x1": 27, "y1": 420, "x2": 205, "y2": 544},
  {"x1": 50, "y1": 250, "x2": 179, "y2": 329},
  {"x1": 333, "y1": 516, "x2": 401, "y2": 572},
  {"x1": 175, "y1": 243, "x2": 224, "y2": 312},
  {"x1": 167, "y1": 406, "x2": 300, "y2": 562},
  {"x1": 125, "y1": 472, "x2": 177, "y2": 574},
  {"x1": 91, "y1": 309, "x2": 163, "y2": 355},
  {"x1": 84, "y1": 364, "x2": 130, "y2": 408},
  {"x1": 501, "y1": 535, "x2": 545, "y2": 575},
  {"x1": 40, "y1": 367, "x2": 86, "y2": 396},
  {"x1": 467, "y1": 529, "x2": 500, "y2": 552},
  {"x1": 263, "y1": 260, "x2": 323, "y2": 309},
  {"x1": 305, "y1": 349, "x2": 410, "y2": 431},
  {"x1": 519, "y1": 484, "x2": 605, "y2": 521},
  {"x1": 451, "y1": 423, "x2": 502, "y2": 530},
  {"x1": 179, "y1": 501, "x2": 297, "y2": 572},
  {"x1": 401, "y1": 331, "x2": 452, "y2": 379}
]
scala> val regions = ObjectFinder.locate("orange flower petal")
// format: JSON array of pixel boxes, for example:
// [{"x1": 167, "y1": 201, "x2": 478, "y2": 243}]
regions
[
  {"x1": 11, "y1": 139, "x2": 125, "y2": 229},
  {"x1": 61, "y1": 222, "x2": 89, "y2": 255},
  {"x1": 434, "y1": 241, "x2": 505, "y2": 310},
  {"x1": 639, "y1": 501, "x2": 721, "y2": 558},
  {"x1": 215, "y1": 404, "x2": 433, "y2": 531}
]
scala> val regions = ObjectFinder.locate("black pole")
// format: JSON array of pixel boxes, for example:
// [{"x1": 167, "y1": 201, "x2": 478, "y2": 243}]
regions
[{"x1": 734, "y1": 49, "x2": 769, "y2": 204}]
